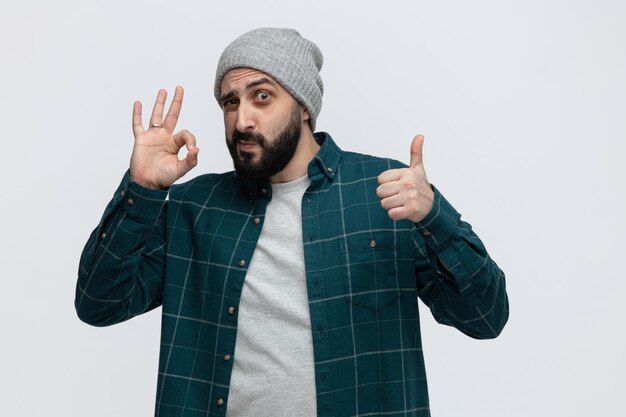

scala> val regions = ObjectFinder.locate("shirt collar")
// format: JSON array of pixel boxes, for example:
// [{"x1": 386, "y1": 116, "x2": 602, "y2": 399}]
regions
[
  {"x1": 307, "y1": 132, "x2": 342, "y2": 184},
  {"x1": 239, "y1": 131, "x2": 343, "y2": 199}
]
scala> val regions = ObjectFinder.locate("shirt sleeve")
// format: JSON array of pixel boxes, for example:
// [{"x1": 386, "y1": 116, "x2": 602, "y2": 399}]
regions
[
  {"x1": 75, "y1": 171, "x2": 169, "y2": 326},
  {"x1": 413, "y1": 186, "x2": 509, "y2": 339}
]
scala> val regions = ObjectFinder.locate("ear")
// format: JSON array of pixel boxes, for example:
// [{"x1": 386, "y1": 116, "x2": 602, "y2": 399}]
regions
[{"x1": 302, "y1": 106, "x2": 310, "y2": 122}]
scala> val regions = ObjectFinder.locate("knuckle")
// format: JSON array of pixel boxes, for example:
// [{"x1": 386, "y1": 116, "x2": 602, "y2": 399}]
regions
[{"x1": 403, "y1": 179, "x2": 417, "y2": 189}]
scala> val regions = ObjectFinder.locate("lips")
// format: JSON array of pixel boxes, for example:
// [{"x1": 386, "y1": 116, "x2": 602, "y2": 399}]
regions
[{"x1": 237, "y1": 141, "x2": 258, "y2": 151}]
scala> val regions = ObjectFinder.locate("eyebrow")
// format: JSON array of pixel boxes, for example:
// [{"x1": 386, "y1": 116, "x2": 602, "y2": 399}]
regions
[
  {"x1": 220, "y1": 77, "x2": 278, "y2": 103},
  {"x1": 245, "y1": 77, "x2": 277, "y2": 90}
]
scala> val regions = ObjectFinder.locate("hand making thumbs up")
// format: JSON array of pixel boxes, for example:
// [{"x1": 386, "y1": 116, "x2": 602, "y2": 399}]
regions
[{"x1": 376, "y1": 134, "x2": 435, "y2": 223}]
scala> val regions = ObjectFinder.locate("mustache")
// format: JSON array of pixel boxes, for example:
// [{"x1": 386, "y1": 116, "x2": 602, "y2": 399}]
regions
[{"x1": 231, "y1": 130, "x2": 266, "y2": 145}]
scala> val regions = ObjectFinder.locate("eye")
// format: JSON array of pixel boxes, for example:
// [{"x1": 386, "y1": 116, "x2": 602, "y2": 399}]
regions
[
  {"x1": 255, "y1": 91, "x2": 270, "y2": 102},
  {"x1": 222, "y1": 98, "x2": 238, "y2": 109}
]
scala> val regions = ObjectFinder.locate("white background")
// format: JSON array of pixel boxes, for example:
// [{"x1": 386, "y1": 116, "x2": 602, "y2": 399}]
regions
[{"x1": 1, "y1": 1, "x2": 624, "y2": 416}]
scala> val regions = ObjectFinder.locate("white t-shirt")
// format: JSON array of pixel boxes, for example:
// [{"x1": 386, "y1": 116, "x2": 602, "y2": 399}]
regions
[{"x1": 226, "y1": 175, "x2": 317, "y2": 417}]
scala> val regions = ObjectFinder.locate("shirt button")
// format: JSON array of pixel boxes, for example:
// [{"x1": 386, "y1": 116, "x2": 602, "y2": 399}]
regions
[
  {"x1": 326, "y1": 167, "x2": 333, "y2": 174},
  {"x1": 228, "y1": 306, "x2": 236, "y2": 315},
  {"x1": 423, "y1": 230, "x2": 432, "y2": 237},
  {"x1": 260, "y1": 187, "x2": 267, "y2": 194},
  {"x1": 223, "y1": 353, "x2": 231, "y2": 361},
  {"x1": 253, "y1": 217, "x2": 261, "y2": 225},
  {"x1": 127, "y1": 197, "x2": 136, "y2": 205},
  {"x1": 238, "y1": 259, "x2": 246, "y2": 267},
  {"x1": 216, "y1": 398, "x2": 224, "y2": 406},
  {"x1": 120, "y1": 190, "x2": 126, "y2": 198},
  {"x1": 100, "y1": 232, "x2": 107, "y2": 239},
  {"x1": 369, "y1": 239, "x2": 376, "y2": 248}
]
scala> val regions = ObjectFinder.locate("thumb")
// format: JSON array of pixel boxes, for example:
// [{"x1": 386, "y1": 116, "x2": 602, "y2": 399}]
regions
[{"x1": 409, "y1": 134, "x2": 425, "y2": 169}]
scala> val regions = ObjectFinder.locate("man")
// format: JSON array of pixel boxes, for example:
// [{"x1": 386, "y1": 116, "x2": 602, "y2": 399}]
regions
[{"x1": 76, "y1": 28, "x2": 509, "y2": 417}]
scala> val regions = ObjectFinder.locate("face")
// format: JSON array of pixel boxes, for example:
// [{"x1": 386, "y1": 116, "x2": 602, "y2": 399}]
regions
[{"x1": 220, "y1": 68, "x2": 307, "y2": 180}]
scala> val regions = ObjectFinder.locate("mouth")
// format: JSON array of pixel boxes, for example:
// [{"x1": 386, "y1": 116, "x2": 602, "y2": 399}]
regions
[{"x1": 237, "y1": 141, "x2": 259, "y2": 152}]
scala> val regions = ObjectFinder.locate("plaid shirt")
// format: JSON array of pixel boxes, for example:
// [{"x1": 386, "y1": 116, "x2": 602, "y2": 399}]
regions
[{"x1": 76, "y1": 132, "x2": 508, "y2": 417}]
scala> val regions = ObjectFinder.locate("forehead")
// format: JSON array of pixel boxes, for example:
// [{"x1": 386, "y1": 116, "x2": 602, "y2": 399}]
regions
[{"x1": 220, "y1": 68, "x2": 283, "y2": 95}]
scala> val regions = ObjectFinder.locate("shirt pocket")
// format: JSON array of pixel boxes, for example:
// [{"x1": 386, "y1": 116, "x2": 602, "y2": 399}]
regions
[{"x1": 340, "y1": 232, "x2": 401, "y2": 312}]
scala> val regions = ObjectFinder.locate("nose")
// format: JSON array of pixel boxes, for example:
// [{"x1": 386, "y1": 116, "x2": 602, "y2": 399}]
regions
[{"x1": 235, "y1": 103, "x2": 255, "y2": 133}]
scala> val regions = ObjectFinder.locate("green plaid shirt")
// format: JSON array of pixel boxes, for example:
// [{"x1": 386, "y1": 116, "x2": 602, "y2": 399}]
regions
[{"x1": 76, "y1": 132, "x2": 508, "y2": 417}]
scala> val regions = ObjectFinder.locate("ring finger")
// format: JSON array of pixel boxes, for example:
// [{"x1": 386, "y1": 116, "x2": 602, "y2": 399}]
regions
[{"x1": 149, "y1": 89, "x2": 167, "y2": 128}]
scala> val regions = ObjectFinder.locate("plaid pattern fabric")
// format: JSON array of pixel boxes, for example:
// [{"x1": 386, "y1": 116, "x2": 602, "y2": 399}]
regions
[{"x1": 76, "y1": 132, "x2": 508, "y2": 417}]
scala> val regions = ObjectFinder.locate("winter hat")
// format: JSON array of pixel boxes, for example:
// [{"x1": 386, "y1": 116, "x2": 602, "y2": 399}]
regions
[{"x1": 214, "y1": 27, "x2": 324, "y2": 130}]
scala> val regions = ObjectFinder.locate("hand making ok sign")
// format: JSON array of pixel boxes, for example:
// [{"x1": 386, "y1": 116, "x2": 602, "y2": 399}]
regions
[{"x1": 129, "y1": 86, "x2": 199, "y2": 190}]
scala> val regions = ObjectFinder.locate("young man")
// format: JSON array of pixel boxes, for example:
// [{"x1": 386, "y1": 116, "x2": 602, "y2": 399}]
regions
[{"x1": 76, "y1": 28, "x2": 509, "y2": 417}]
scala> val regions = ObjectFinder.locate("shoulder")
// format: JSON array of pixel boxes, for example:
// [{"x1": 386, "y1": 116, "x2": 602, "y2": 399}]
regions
[
  {"x1": 339, "y1": 149, "x2": 407, "y2": 177},
  {"x1": 317, "y1": 132, "x2": 407, "y2": 175},
  {"x1": 169, "y1": 171, "x2": 239, "y2": 200}
]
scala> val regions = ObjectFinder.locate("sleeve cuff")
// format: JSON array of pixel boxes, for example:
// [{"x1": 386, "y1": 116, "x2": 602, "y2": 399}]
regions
[
  {"x1": 119, "y1": 171, "x2": 169, "y2": 224},
  {"x1": 414, "y1": 185, "x2": 460, "y2": 249}
]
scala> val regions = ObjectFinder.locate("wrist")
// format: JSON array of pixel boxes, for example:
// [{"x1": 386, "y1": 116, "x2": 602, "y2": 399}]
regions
[{"x1": 129, "y1": 171, "x2": 168, "y2": 190}]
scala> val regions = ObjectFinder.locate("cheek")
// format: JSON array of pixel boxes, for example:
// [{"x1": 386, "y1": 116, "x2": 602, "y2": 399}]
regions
[{"x1": 223, "y1": 115, "x2": 236, "y2": 136}]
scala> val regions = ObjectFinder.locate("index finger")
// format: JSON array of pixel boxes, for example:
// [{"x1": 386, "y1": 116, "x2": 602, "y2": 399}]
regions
[
  {"x1": 377, "y1": 168, "x2": 403, "y2": 185},
  {"x1": 162, "y1": 86, "x2": 184, "y2": 133}
]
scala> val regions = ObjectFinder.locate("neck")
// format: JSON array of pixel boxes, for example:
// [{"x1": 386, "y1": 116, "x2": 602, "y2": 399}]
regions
[{"x1": 269, "y1": 128, "x2": 319, "y2": 183}]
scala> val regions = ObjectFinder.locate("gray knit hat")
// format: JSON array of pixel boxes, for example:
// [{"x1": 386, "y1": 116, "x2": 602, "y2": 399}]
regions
[{"x1": 214, "y1": 28, "x2": 324, "y2": 131}]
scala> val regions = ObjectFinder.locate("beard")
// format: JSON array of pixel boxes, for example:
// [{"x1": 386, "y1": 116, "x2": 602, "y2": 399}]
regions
[{"x1": 226, "y1": 103, "x2": 302, "y2": 181}]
